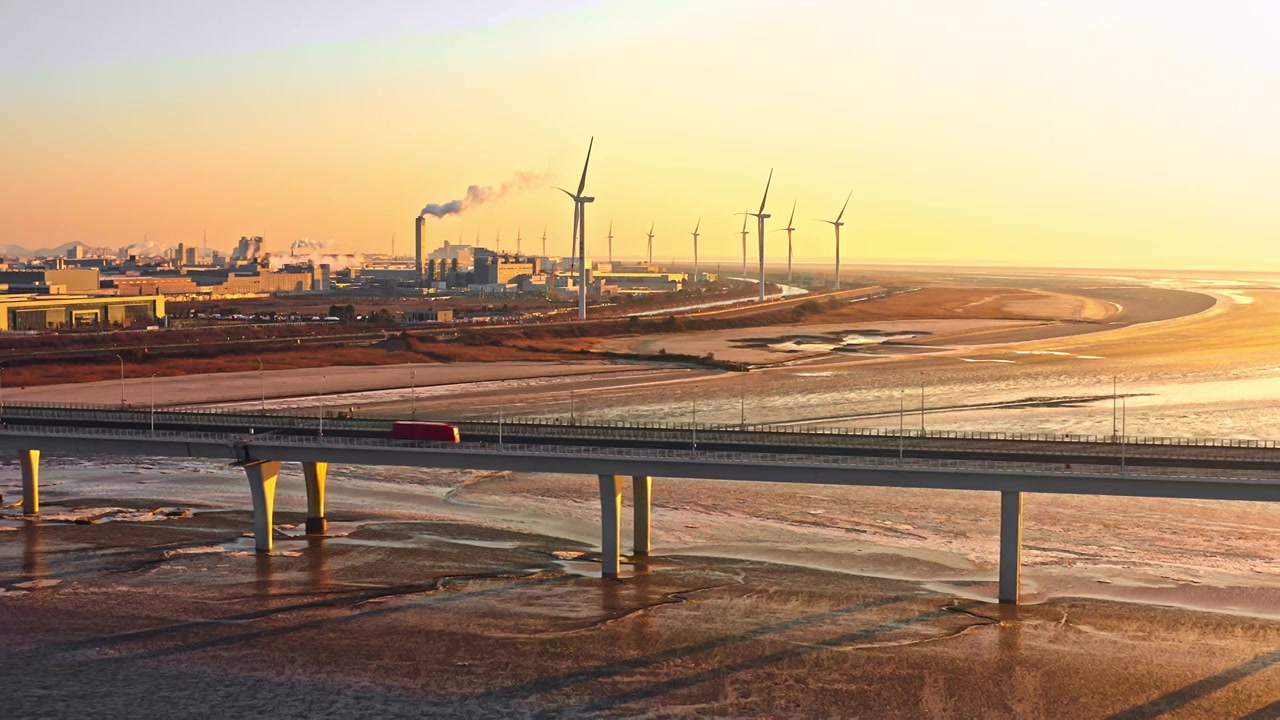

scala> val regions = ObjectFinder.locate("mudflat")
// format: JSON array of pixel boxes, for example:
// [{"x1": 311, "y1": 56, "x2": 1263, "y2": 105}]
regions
[{"x1": 2, "y1": 514, "x2": 1277, "y2": 718}]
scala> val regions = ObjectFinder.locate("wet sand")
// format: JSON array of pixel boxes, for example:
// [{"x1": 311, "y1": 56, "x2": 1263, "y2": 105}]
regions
[
  {"x1": 2, "y1": 509, "x2": 1278, "y2": 718},
  {"x1": 3, "y1": 360, "x2": 639, "y2": 408},
  {"x1": 4, "y1": 271, "x2": 1280, "y2": 716}
]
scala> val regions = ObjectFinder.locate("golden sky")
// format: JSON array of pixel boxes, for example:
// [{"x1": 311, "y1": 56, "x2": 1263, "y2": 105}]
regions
[{"x1": 3, "y1": 0, "x2": 1279, "y2": 269}]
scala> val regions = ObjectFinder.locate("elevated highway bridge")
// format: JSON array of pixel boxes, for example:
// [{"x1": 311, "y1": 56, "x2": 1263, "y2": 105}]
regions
[{"x1": 2, "y1": 402, "x2": 1278, "y2": 605}]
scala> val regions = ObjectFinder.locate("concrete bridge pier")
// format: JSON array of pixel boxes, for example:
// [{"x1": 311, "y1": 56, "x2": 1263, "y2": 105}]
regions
[
  {"x1": 999, "y1": 491, "x2": 1023, "y2": 604},
  {"x1": 20, "y1": 450, "x2": 39, "y2": 515},
  {"x1": 633, "y1": 475, "x2": 652, "y2": 556},
  {"x1": 302, "y1": 462, "x2": 328, "y2": 535},
  {"x1": 244, "y1": 460, "x2": 282, "y2": 553},
  {"x1": 598, "y1": 474, "x2": 623, "y2": 577}
]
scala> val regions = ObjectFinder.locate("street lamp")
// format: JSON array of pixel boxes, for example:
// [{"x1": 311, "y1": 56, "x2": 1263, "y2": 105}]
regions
[
  {"x1": 319, "y1": 374, "x2": 326, "y2": 437},
  {"x1": 1112, "y1": 375, "x2": 1118, "y2": 439},
  {"x1": 0, "y1": 365, "x2": 5, "y2": 417},
  {"x1": 114, "y1": 354, "x2": 126, "y2": 406},
  {"x1": 256, "y1": 357, "x2": 265, "y2": 413},
  {"x1": 919, "y1": 374, "x2": 925, "y2": 435},
  {"x1": 1120, "y1": 396, "x2": 1128, "y2": 470},
  {"x1": 409, "y1": 366, "x2": 416, "y2": 419},
  {"x1": 691, "y1": 392, "x2": 698, "y2": 451},
  {"x1": 150, "y1": 373, "x2": 159, "y2": 434},
  {"x1": 899, "y1": 389, "x2": 906, "y2": 461}
]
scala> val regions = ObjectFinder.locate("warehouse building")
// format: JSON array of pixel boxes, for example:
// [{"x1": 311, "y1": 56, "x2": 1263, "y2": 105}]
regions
[{"x1": 0, "y1": 294, "x2": 165, "y2": 331}]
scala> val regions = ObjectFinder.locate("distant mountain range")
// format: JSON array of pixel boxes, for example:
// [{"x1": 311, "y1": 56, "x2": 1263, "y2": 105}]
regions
[{"x1": 2, "y1": 241, "x2": 116, "y2": 258}]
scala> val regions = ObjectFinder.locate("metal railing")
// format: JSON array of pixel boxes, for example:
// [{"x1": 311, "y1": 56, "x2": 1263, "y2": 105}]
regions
[{"x1": 5, "y1": 422, "x2": 1278, "y2": 483}]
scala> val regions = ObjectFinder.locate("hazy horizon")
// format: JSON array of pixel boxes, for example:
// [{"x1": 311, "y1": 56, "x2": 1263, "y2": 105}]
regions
[{"x1": 4, "y1": 0, "x2": 1279, "y2": 270}]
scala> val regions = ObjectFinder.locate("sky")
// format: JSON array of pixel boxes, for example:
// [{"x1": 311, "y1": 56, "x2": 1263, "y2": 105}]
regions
[{"x1": 2, "y1": 0, "x2": 1279, "y2": 269}]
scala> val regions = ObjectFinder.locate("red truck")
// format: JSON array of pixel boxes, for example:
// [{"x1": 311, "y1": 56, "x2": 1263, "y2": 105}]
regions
[{"x1": 389, "y1": 421, "x2": 461, "y2": 443}]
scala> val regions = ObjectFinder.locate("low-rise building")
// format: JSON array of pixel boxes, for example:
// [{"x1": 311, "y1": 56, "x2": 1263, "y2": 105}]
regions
[
  {"x1": 0, "y1": 268, "x2": 101, "y2": 294},
  {"x1": 404, "y1": 308, "x2": 454, "y2": 323},
  {"x1": 0, "y1": 294, "x2": 165, "y2": 331}
]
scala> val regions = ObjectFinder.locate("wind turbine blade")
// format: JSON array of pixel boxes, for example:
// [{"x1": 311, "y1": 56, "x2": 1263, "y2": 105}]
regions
[
  {"x1": 787, "y1": 199, "x2": 796, "y2": 227},
  {"x1": 576, "y1": 136, "x2": 593, "y2": 196},
  {"x1": 836, "y1": 190, "x2": 853, "y2": 223},
  {"x1": 649, "y1": 221, "x2": 654, "y2": 236},
  {"x1": 758, "y1": 168, "x2": 773, "y2": 214},
  {"x1": 552, "y1": 186, "x2": 576, "y2": 200},
  {"x1": 694, "y1": 217, "x2": 701, "y2": 234}
]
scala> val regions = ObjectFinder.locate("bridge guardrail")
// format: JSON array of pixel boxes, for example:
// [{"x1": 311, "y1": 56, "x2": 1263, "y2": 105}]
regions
[
  {"x1": 5, "y1": 422, "x2": 1277, "y2": 483},
  {"x1": 2, "y1": 401, "x2": 1278, "y2": 451}
]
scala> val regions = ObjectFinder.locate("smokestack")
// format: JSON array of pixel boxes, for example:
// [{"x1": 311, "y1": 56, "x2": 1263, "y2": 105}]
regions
[{"x1": 415, "y1": 215, "x2": 426, "y2": 287}]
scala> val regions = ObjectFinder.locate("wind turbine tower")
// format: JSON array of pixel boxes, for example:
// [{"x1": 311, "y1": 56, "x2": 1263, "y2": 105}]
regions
[
  {"x1": 776, "y1": 200, "x2": 796, "y2": 286},
  {"x1": 495, "y1": 230, "x2": 502, "y2": 256},
  {"x1": 819, "y1": 191, "x2": 853, "y2": 290},
  {"x1": 554, "y1": 137, "x2": 595, "y2": 320},
  {"x1": 607, "y1": 221, "x2": 614, "y2": 263},
  {"x1": 738, "y1": 210, "x2": 750, "y2": 276},
  {"x1": 745, "y1": 169, "x2": 773, "y2": 302},
  {"x1": 690, "y1": 217, "x2": 701, "y2": 281},
  {"x1": 645, "y1": 223, "x2": 655, "y2": 266},
  {"x1": 541, "y1": 227, "x2": 547, "y2": 257},
  {"x1": 516, "y1": 227, "x2": 522, "y2": 256}
]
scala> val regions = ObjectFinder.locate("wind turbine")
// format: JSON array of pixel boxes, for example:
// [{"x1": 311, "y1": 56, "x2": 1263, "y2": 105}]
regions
[
  {"x1": 819, "y1": 191, "x2": 853, "y2": 290},
  {"x1": 690, "y1": 217, "x2": 701, "y2": 281},
  {"x1": 554, "y1": 137, "x2": 595, "y2": 320},
  {"x1": 516, "y1": 226, "x2": 522, "y2": 256},
  {"x1": 606, "y1": 221, "x2": 614, "y2": 263},
  {"x1": 495, "y1": 230, "x2": 502, "y2": 256},
  {"x1": 738, "y1": 210, "x2": 750, "y2": 276},
  {"x1": 774, "y1": 200, "x2": 796, "y2": 286},
  {"x1": 744, "y1": 169, "x2": 773, "y2": 302},
  {"x1": 541, "y1": 226, "x2": 547, "y2": 257},
  {"x1": 645, "y1": 223, "x2": 655, "y2": 265}
]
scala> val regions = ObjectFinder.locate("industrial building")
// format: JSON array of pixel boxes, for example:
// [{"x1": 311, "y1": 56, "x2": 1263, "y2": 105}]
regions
[
  {"x1": 472, "y1": 255, "x2": 541, "y2": 285},
  {"x1": 0, "y1": 268, "x2": 100, "y2": 294},
  {"x1": 594, "y1": 271, "x2": 687, "y2": 294},
  {"x1": 0, "y1": 294, "x2": 165, "y2": 331},
  {"x1": 103, "y1": 276, "x2": 200, "y2": 296},
  {"x1": 403, "y1": 308, "x2": 454, "y2": 323}
]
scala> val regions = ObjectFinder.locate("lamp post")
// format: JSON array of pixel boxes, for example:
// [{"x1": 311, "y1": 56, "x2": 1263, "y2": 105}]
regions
[
  {"x1": 899, "y1": 389, "x2": 906, "y2": 461},
  {"x1": 114, "y1": 354, "x2": 126, "y2": 406},
  {"x1": 256, "y1": 357, "x2": 265, "y2": 413},
  {"x1": 739, "y1": 391, "x2": 746, "y2": 428},
  {"x1": 1120, "y1": 396, "x2": 1127, "y2": 470},
  {"x1": 150, "y1": 373, "x2": 158, "y2": 434},
  {"x1": 1112, "y1": 375, "x2": 1118, "y2": 439},
  {"x1": 319, "y1": 374, "x2": 326, "y2": 437},
  {"x1": 409, "y1": 367, "x2": 416, "y2": 418},
  {"x1": 0, "y1": 365, "x2": 5, "y2": 417},
  {"x1": 691, "y1": 395, "x2": 698, "y2": 451},
  {"x1": 498, "y1": 403, "x2": 504, "y2": 447},
  {"x1": 919, "y1": 374, "x2": 925, "y2": 436}
]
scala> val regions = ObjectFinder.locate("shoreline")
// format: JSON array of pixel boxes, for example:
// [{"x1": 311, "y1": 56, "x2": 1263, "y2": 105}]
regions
[
  {"x1": 4, "y1": 458, "x2": 1278, "y2": 624},
  {"x1": 1, "y1": 284, "x2": 1219, "y2": 409}
]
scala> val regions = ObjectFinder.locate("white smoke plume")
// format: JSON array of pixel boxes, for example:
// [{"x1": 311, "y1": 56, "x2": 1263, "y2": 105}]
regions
[
  {"x1": 290, "y1": 238, "x2": 329, "y2": 254},
  {"x1": 272, "y1": 238, "x2": 362, "y2": 271},
  {"x1": 420, "y1": 171, "x2": 548, "y2": 218},
  {"x1": 123, "y1": 238, "x2": 164, "y2": 257}
]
